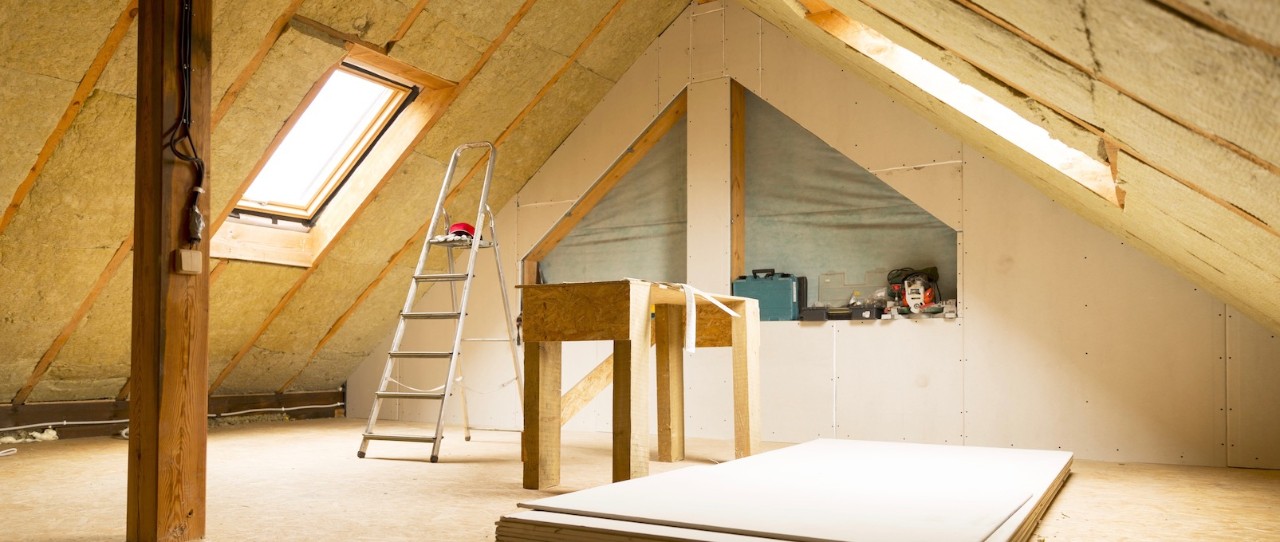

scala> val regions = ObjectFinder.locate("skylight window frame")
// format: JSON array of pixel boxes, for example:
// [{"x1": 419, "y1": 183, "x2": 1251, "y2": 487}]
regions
[{"x1": 234, "y1": 64, "x2": 415, "y2": 223}]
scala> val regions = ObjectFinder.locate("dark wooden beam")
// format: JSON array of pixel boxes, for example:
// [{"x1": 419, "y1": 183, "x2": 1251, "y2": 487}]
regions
[
  {"x1": 131, "y1": 0, "x2": 211, "y2": 539},
  {"x1": 729, "y1": 80, "x2": 746, "y2": 281}
]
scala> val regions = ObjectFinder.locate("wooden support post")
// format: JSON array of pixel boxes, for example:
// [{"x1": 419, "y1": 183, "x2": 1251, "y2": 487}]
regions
[
  {"x1": 522, "y1": 341, "x2": 561, "y2": 489},
  {"x1": 130, "y1": 0, "x2": 211, "y2": 540},
  {"x1": 730, "y1": 80, "x2": 747, "y2": 281},
  {"x1": 655, "y1": 305, "x2": 686, "y2": 462},
  {"x1": 731, "y1": 299, "x2": 760, "y2": 458}
]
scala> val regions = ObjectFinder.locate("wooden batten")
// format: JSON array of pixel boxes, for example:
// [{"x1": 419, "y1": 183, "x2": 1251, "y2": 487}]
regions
[
  {"x1": 290, "y1": 14, "x2": 386, "y2": 54},
  {"x1": 522, "y1": 91, "x2": 689, "y2": 269},
  {"x1": 729, "y1": 80, "x2": 746, "y2": 280}
]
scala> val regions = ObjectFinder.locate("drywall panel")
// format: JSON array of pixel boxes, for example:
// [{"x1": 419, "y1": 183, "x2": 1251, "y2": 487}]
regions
[
  {"x1": 760, "y1": 323, "x2": 835, "y2": 442},
  {"x1": 657, "y1": 9, "x2": 692, "y2": 106},
  {"x1": 834, "y1": 319, "x2": 964, "y2": 445},
  {"x1": 723, "y1": 1, "x2": 762, "y2": 90},
  {"x1": 685, "y1": 78, "x2": 732, "y2": 293},
  {"x1": 961, "y1": 147, "x2": 1226, "y2": 465},
  {"x1": 690, "y1": 6, "x2": 725, "y2": 82},
  {"x1": 876, "y1": 163, "x2": 963, "y2": 231},
  {"x1": 1227, "y1": 306, "x2": 1280, "y2": 469},
  {"x1": 758, "y1": 22, "x2": 963, "y2": 172}
]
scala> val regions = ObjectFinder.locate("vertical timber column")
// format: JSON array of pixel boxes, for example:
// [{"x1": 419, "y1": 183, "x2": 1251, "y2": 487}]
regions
[
  {"x1": 686, "y1": 78, "x2": 733, "y2": 294},
  {"x1": 522, "y1": 341, "x2": 561, "y2": 489},
  {"x1": 130, "y1": 0, "x2": 210, "y2": 540},
  {"x1": 655, "y1": 304, "x2": 685, "y2": 462}
]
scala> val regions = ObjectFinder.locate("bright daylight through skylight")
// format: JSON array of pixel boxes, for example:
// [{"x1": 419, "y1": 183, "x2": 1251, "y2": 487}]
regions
[{"x1": 239, "y1": 68, "x2": 406, "y2": 220}]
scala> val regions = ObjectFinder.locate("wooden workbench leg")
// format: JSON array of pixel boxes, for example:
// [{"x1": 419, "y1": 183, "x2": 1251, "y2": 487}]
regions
[
  {"x1": 523, "y1": 341, "x2": 561, "y2": 489},
  {"x1": 613, "y1": 335, "x2": 651, "y2": 481},
  {"x1": 655, "y1": 305, "x2": 685, "y2": 462},
  {"x1": 731, "y1": 300, "x2": 761, "y2": 458}
]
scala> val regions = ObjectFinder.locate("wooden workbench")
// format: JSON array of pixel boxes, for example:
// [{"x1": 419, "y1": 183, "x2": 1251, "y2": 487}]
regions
[{"x1": 519, "y1": 279, "x2": 760, "y2": 489}]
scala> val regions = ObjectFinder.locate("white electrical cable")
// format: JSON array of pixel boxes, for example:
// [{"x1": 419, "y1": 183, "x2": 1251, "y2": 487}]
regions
[
  {"x1": 0, "y1": 402, "x2": 346, "y2": 433},
  {"x1": 0, "y1": 448, "x2": 16, "y2": 457}
]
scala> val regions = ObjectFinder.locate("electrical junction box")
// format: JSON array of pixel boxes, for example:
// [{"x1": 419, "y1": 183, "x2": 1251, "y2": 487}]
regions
[{"x1": 732, "y1": 269, "x2": 807, "y2": 321}]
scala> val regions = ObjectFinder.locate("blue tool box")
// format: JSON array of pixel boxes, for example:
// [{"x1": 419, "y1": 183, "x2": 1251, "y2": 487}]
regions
[{"x1": 731, "y1": 269, "x2": 807, "y2": 321}]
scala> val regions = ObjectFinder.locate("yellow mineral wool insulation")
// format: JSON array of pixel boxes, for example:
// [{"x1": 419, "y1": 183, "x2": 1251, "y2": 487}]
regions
[
  {"x1": 577, "y1": 0, "x2": 688, "y2": 82},
  {"x1": 297, "y1": 0, "x2": 414, "y2": 46},
  {"x1": 207, "y1": 260, "x2": 307, "y2": 387},
  {"x1": 226, "y1": 153, "x2": 448, "y2": 392},
  {"x1": 0, "y1": 90, "x2": 135, "y2": 399},
  {"x1": 207, "y1": 24, "x2": 347, "y2": 215},
  {"x1": 1195, "y1": 0, "x2": 1280, "y2": 48},
  {"x1": 0, "y1": 67, "x2": 77, "y2": 204},
  {"x1": 1092, "y1": 85, "x2": 1280, "y2": 231},
  {"x1": 515, "y1": 0, "x2": 619, "y2": 58},
  {"x1": 1085, "y1": 0, "x2": 1280, "y2": 167},
  {"x1": 292, "y1": 257, "x2": 417, "y2": 391},
  {"x1": 97, "y1": 0, "x2": 296, "y2": 101},
  {"x1": 217, "y1": 346, "x2": 311, "y2": 395},
  {"x1": 27, "y1": 259, "x2": 134, "y2": 403},
  {"x1": 962, "y1": 0, "x2": 1095, "y2": 70},
  {"x1": 488, "y1": 62, "x2": 614, "y2": 183},
  {"x1": 424, "y1": 0, "x2": 527, "y2": 42},
  {"x1": 94, "y1": 21, "x2": 137, "y2": 98},
  {"x1": 388, "y1": 11, "x2": 488, "y2": 83},
  {"x1": 415, "y1": 32, "x2": 568, "y2": 164},
  {"x1": 828, "y1": 0, "x2": 1105, "y2": 163},
  {"x1": 0, "y1": 0, "x2": 129, "y2": 82}
]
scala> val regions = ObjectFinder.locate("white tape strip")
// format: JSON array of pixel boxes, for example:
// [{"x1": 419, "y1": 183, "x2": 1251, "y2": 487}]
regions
[{"x1": 639, "y1": 280, "x2": 740, "y2": 355}]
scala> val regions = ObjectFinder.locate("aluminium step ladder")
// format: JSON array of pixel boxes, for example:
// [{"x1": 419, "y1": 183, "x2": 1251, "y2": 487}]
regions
[{"x1": 358, "y1": 141, "x2": 522, "y2": 463}]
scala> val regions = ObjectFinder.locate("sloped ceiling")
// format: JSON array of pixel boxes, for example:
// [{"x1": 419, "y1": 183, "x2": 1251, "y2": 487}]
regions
[
  {"x1": 737, "y1": 0, "x2": 1280, "y2": 333},
  {"x1": 0, "y1": 0, "x2": 686, "y2": 404}
]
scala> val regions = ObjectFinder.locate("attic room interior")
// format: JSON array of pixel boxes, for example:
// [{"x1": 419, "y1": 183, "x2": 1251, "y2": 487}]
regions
[{"x1": 1, "y1": 0, "x2": 1277, "y2": 540}]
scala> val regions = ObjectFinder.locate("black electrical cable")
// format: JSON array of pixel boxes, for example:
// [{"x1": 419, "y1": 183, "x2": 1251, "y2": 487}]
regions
[{"x1": 164, "y1": 0, "x2": 206, "y2": 246}]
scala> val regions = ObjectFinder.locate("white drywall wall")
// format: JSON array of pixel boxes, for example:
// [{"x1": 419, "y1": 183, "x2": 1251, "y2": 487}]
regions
[{"x1": 349, "y1": 0, "x2": 1279, "y2": 468}]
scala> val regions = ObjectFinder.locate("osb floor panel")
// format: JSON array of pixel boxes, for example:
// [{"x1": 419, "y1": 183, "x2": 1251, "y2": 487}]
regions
[{"x1": 1, "y1": 418, "x2": 1277, "y2": 541}]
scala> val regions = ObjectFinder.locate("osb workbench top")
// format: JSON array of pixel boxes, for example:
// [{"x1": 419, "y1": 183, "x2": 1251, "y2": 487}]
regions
[{"x1": 519, "y1": 279, "x2": 760, "y2": 490}]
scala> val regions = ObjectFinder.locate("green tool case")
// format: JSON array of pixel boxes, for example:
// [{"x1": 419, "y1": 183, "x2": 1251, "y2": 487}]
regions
[{"x1": 731, "y1": 269, "x2": 807, "y2": 321}]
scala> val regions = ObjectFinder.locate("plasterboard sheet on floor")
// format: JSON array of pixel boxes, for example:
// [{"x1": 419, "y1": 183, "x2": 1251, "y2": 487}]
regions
[
  {"x1": 504, "y1": 439, "x2": 1072, "y2": 542},
  {"x1": 833, "y1": 319, "x2": 964, "y2": 445}
]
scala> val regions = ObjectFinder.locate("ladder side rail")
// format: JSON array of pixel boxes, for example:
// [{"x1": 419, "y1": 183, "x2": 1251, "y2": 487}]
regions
[
  {"x1": 432, "y1": 144, "x2": 497, "y2": 457},
  {"x1": 484, "y1": 205, "x2": 524, "y2": 406}
]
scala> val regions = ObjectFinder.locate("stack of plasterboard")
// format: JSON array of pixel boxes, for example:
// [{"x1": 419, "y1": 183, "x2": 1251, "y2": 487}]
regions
[{"x1": 496, "y1": 439, "x2": 1072, "y2": 542}]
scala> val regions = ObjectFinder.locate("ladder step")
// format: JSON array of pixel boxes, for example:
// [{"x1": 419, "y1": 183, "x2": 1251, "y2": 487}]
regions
[
  {"x1": 389, "y1": 351, "x2": 454, "y2": 359},
  {"x1": 414, "y1": 273, "x2": 468, "y2": 282},
  {"x1": 429, "y1": 238, "x2": 495, "y2": 249},
  {"x1": 376, "y1": 391, "x2": 445, "y2": 400},
  {"x1": 362, "y1": 433, "x2": 438, "y2": 443},
  {"x1": 401, "y1": 311, "x2": 461, "y2": 320}
]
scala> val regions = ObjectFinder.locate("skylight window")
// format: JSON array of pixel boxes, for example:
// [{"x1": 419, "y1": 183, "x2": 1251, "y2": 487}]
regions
[{"x1": 237, "y1": 66, "x2": 412, "y2": 221}]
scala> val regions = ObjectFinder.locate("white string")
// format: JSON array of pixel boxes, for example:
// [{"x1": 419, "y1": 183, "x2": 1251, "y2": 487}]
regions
[
  {"x1": 388, "y1": 377, "x2": 446, "y2": 394},
  {"x1": 463, "y1": 378, "x2": 518, "y2": 396},
  {"x1": 639, "y1": 280, "x2": 741, "y2": 355},
  {"x1": 0, "y1": 448, "x2": 16, "y2": 457}
]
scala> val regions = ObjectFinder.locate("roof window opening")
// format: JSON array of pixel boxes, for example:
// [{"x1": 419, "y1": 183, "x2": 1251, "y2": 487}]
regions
[{"x1": 237, "y1": 65, "x2": 413, "y2": 222}]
